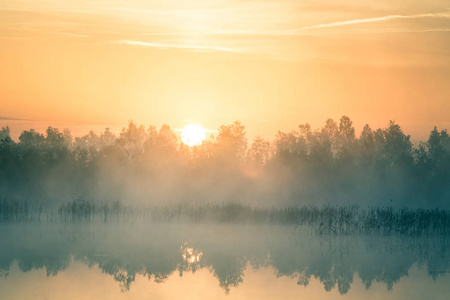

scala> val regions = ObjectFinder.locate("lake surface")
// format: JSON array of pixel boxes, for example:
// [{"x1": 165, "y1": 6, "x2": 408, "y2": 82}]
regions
[{"x1": 1, "y1": 223, "x2": 449, "y2": 299}]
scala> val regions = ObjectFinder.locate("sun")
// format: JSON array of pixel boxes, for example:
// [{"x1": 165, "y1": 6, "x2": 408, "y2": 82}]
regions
[{"x1": 181, "y1": 124, "x2": 206, "y2": 146}]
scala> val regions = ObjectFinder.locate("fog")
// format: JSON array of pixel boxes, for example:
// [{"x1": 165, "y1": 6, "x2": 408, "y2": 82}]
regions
[
  {"x1": 0, "y1": 116, "x2": 449, "y2": 210},
  {"x1": 1, "y1": 118, "x2": 450, "y2": 298}
]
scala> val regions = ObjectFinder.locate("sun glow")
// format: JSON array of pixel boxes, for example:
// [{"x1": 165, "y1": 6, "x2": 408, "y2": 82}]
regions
[{"x1": 181, "y1": 124, "x2": 206, "y2": 146}]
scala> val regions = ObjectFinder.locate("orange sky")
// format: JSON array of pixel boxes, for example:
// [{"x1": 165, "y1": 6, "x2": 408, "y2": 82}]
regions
[{"x1": 1, "y1": 0, "x2": 450, "y2": 141}]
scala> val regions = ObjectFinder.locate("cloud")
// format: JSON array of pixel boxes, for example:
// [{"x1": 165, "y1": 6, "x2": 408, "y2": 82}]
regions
[
  {"x1": 297, "y1": 12, "x2": 450, "y2": 31},
  {"x1": 110, "y1": 39, "x2": 240, "y2": 53},
  {"x1": 138, "y1": 12, "x2": 450, "y2": 37},
  {"x1": 140, "y1": 29, "x2": 311, "y2": 37},
  {"x1": 0, "y1": 116, "x2": 33, "y2": 121}
]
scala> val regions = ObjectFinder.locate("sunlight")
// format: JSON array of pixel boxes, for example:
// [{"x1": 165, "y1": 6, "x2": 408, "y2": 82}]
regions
[
  {"x1": 181, "y1": 124, "x2": 206, "y2": 146},
  {"x1": 181, "y1": 244, "x2": 203, "y2": 264}
]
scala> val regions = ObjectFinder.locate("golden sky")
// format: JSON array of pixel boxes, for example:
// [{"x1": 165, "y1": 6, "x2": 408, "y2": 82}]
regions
[{"x1": 1, "y1": 0, "x2": 450, "y2": 140}]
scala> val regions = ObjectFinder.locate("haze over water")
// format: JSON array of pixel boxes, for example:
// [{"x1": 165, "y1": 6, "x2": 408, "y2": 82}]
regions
[
  {"x1": 1, "y1": 1, "x2": 450, "y2": 299},
  {"x1": 1, "y1": 223, "x2": 450, "y2": 299}
]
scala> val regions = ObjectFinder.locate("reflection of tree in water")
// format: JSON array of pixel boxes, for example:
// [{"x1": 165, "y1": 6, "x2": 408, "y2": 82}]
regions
[
  {"x1": 210, "y1": 257, "x2": 246, "y2": 294},
  {"x1": 98, "y1": 261, "x2": 136, "y2": 292},
  {"x1": 0, "y1": 252, "x2": 70, "y2": 279},
  {"x1": 1, "y1": 225, "x2": 450, "y2": 294},
  {"x1": 179, "y1": 242, "x2": 204, "y2": 276},
  {"x1": 0, "y1": 225, "x2": 71, "y2": 278}
]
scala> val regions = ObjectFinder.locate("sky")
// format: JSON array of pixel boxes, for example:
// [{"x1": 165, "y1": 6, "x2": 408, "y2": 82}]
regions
[{"x1": 1, "y1": 0, "x2": 450, "y2": 141}]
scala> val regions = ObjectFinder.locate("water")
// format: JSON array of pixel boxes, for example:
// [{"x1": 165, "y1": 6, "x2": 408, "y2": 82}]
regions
[{"x1": 1, "y1": 223, "x2": 449, "y2": 299}]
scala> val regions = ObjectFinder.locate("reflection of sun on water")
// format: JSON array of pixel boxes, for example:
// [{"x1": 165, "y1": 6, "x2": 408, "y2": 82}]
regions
[
  {"x1": 181, "y1": 125, "x2": 206, "y2": 147},
  {"x1": 181, "y1": 244, "x2": 203, "y2": 264}
]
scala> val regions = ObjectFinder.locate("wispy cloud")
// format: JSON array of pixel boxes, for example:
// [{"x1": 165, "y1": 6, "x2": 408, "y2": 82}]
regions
[
  {"x1": 111, "y1": 39, "x2": 240, "y2": 53},
  {"x1": 297, "y1": 12, "x2": 450, "y2": 31},
  {"x1": 140, "y1": 29, "x2": 311, "y2": 37},
  {"x1": 138, "y1": 12, "x2": 450, "y2": 37},
  {"x1": 0, "y1": 116, "x2": 34, "y2": 121}
]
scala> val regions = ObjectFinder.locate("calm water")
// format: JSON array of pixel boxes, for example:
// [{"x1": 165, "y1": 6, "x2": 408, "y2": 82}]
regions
[{"x1": 1, "y1": 223, "x2": 449, "y2": 299}]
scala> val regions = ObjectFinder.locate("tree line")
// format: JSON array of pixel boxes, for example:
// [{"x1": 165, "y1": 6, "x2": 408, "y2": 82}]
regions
[{"x1": 0, "y1": 116, "x2": 449, "y2": 207}]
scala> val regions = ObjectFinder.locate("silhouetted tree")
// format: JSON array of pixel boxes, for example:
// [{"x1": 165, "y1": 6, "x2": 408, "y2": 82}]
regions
[
  {"x1": 216, "y1": 121, "x2": 247, "y2": 162},
  {"x1": 0, "y1": 117, "x2": 449, "y2": 207}
]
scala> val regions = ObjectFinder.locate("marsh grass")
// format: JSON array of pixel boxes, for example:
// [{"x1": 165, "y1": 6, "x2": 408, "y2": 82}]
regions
[{"x1": 1, "y1": 198, "x2": 449, "y2": 235}]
